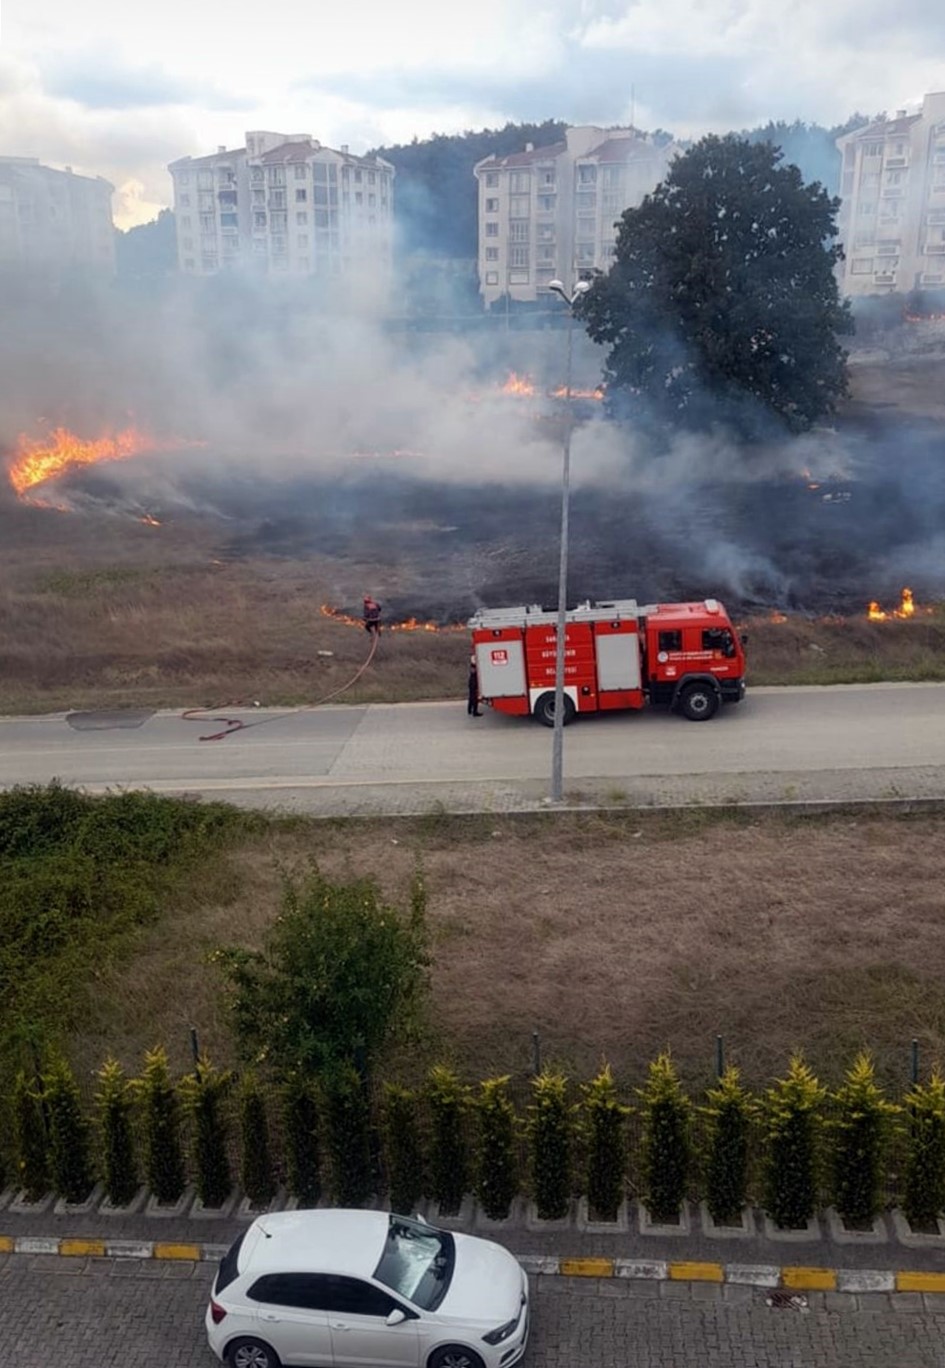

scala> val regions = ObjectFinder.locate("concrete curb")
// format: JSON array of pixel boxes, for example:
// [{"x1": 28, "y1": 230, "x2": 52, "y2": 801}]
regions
[{"x1": 4, "y1": 1235, "x2": 945, "y2": 1294}]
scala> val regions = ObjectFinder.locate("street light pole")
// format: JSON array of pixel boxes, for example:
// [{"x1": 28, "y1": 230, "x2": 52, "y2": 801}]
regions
[{"x1": 548, "y1": 278, "x2": 590, "y2": 803}]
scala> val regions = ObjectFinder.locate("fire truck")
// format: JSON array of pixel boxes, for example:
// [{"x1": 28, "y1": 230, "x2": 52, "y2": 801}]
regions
[{"x1": 468, "y1": 598, "x2": 746, "y2": 724}]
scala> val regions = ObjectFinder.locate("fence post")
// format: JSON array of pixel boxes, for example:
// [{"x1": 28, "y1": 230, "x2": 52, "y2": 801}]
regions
[
  {"x1": 532, "y1": 1031, "x2": 542, "y2": 1078},
  {"x1": 911, "y1": 1038, "x2": 920, "y2": 1087},
  {"x1": 190, "y1": 1027, "x2": 200, "y2": 1069},
  {"x1": 716, "y1": 1035, "x2": 724, "y2": 1081}
]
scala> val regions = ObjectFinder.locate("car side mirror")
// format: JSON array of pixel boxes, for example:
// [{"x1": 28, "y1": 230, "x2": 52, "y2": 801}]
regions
[{"x1": 386, "y1": 1309, "x2": 407, "y2": 1327}]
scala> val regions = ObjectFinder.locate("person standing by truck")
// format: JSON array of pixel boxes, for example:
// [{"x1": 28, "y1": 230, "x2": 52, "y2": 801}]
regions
[{"x1": 467, "y1": 654, "x2": 482, "y2": 717}]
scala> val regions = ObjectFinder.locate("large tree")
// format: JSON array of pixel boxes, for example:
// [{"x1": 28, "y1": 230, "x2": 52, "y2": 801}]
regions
[{"x1": 581, "y1": 134, "x2": 854, "y2": 437}]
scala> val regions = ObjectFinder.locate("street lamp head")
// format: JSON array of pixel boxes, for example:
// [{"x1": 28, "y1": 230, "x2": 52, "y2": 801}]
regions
[
  {"x1": 574, "y1": 280, "x2": 592, "y2": 296},
  {"x1": 548, "y1": 279, "x2": 565, "y2": 293}
]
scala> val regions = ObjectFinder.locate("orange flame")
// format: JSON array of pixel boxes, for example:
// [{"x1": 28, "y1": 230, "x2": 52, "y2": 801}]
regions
[
  {"x1": 319, "y1": 604, "x2": 465, "y2": 634},
  {"x1": 550, "y1": 385, "x2": 604, "y2": 400},
  {"x1": 500, "y1": 371, "x2": 537, "y2": 397},
  {"x1": 867, "y1": 588, "x2": 924, "y2": 621},
  {"x1": 139, "y1": 513, "x2": 162, "y2": 527},
  {"x1": 8, "y1": 424, "x2": 204, "y2": 502},
  {"x1": 768, "y1": 610, "x2": 788, "y2": 623}
]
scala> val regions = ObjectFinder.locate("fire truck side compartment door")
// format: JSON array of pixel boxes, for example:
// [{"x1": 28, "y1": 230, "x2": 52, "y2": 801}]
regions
[
  {"x1": 476, "y1": 638, "x2": 527, "y2": 698},
  {"x1": 595, "y1": 630, "x2": 641, "y2": 691}
]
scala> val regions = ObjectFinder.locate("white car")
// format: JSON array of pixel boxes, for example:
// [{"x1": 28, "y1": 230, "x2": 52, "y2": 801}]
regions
[{"x1": 205, "y1": 1209, "x2": 529, "y2": 1368}]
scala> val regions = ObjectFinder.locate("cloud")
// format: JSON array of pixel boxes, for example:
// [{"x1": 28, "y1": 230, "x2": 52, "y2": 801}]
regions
[{"x1": 41, "y1": 57, "x2": 251, "y2": 112}]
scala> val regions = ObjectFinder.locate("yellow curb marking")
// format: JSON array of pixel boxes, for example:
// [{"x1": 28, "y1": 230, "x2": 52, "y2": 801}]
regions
[
  {"x1": 0, "y1": 1236, "x2": 13, "y2": 1254},
  {"x1": 897, "y1": 1271, "x2": 945, "y2": 1294},
  {"x1": 59, "y1": 1238, "x2": 106, "y2": 1257},
  {"x1": 559, "y1": 1257, "x2": 616, "y2": 1278},
  {"x1": 669, "y1": 1261, "x2": 724, "y2": 1282},
  {"x1": 781, "y1": 1266, "x2": 837, "y2": 1291},
  {"x1": 153, "y1": 1242, "x2": 201, "y2": 1261}
]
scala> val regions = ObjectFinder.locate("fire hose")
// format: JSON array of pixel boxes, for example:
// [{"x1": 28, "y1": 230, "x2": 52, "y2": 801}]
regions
[{"x1": 181, "y1": 628, "x2": 381, "y2": 742}]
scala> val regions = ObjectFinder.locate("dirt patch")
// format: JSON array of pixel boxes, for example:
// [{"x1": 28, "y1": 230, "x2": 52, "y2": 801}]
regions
[{"x1": 72, "y1": 807, "x2": 945, "y2": 1091}]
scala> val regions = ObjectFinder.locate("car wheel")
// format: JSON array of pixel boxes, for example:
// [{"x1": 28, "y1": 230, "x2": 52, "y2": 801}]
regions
[
  {"x1": 225, "y1": 1338, "x2": 282, "y2": 1368},
  {"x1": 534, "y1": 691, "x2": 576, "y2": 727},
  {"x1": 678, "y1": 683, "x2": 719, "y2": 721},
  {"x1": 428, "y1": 1346, "x2": 486, "y2": 1368}
]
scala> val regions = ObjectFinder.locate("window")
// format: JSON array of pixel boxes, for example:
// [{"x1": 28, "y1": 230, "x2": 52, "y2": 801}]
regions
[
  {"x1": 485, "y1": 247, "x2": 499, "y2": 261},
  {"x1": 270, "y1": 212, "x2": 287, "y2": 231},
  {"x1": 703, "y1": 628, "x2": 735, "y2": 657},
  {"x1": 298, "y1": 234, "x2": 308, "y2": 248},
  {"x1": 199, "y1": 213, "x2": 215, "y2": 232},
  {"x1": 294, "y1": 164, "x2": 306, "y2": 179},
  {"x1": 296, "y1": 189, "x2": 307, "y2": 202},
  {"x1": 178, "y1": 172, "x2": 190, "y2": 186},
  {"x1": 296, "y1": 211, "x2": 308, "y2": 225},
  {"x1": 508, "y1": 195, "x2": 528, "y2": 218},
  {"x1": 601, "y1": 166, "x2": 623, "y2": 188},
  {"x1": 539, "y1": 245, "x2": 554, "y2": 262},
  {"x1": 180, "y1": 215, "x2": 191, "y2": 228},
  {"x1": 179, "y1": 193, "x2": 191, "y2": 208},
  {"x1": 485, "y1": 198, "x2": 499, "y2": 213},
  {"x1": 540, "y1": 168, "x2": 555, "y2": 186},
  {"x1": 576, "y1": 244, "x2": 595, "y2": 263},
  {"x1": 181, "y1": 236, "x2": 193, "y2": 250},
  {"x1": 485, "y1": 221, "x2": 498, "y2": 237},
  {"x1": 510, "y1": 245, "x2": 529, "y2": 267},
  {"x1": 369, "y1": 194, "x2": 376, "y2": 207},
  {"x1": 509, "y1": 269, "x2": 529, "y2": 283},
  {"x1": 198, "y1": 171, "x2": 213, "y2": 188},
  {"x1": 268, "y1": 167, "x2": 285, "y2": 186},
  {"x1": 509, "y1": 171, "x2": 530, "y2": 193},
  {"x1": 220, "y1": 213, "x2": 237, "y2": 228},
  {"x1": 576, "y1": 191, "x2": 596, "y2": 211},
  {"x1": 251, "y1": 167, "x2": 264, "y2": 184},
  {"x1": 354, "y1": 169, "x2": 362, "y2": 183},
  {"x1": 537, "y1": 194, "x2": 555, "y2": 212},
  {"x1": 485, "y1": 271, "x2": 499, "y2": 284},
  {"x1": 368, "y1": 171, "x2": 376, "y2": 185},
  {"x1": 538, "y1": 224, "x2": 555, "y2": 241},
  {"x1": 254, "y1": 212, "x2": 267, "y2": 229},
  {"x1": 355, "y1": 192, "x2": 363, "y2": 205},
  {"x1": 658, "y1": 631, "x2": 682, "y2": 653},
  {"x1": 857, "y1": 201, "x2": 876, "y2": 216},
  {"x1": 577, "y1": 164, "x2": 596, "y2": 185},
  {"x1": 864, "y1": 141, "x2": 883, "y2": 157},
  {"x1": 508, "y1": 220, "x2": 529, "y2": 242},
  {"x1": 485, "y1": 172, "x2": 499, "y2": 187}
]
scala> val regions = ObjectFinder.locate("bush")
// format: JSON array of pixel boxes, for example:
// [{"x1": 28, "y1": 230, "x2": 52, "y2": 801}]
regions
[
  {"x1": 138, "y1": 1046, "x2": 186, "y2": 1205},
  {"x1": 639, "y1": 1053, "x2": 691, "y2": 1223},
  {"x1": 282, "y1": 1076, "x2": 321, "y2": 1206},
  {"x1": 703, "y1": 1067, "x2": 752, "y2": 1226},
  {"x1": 830, "y1": 1054, "x2": 897, "y2": 1228},
  {"x1": 527, "y1": 1071, "x2": 572, "y2": 1221},
  {"x1": 323, "y1": 1065, "x2": 373, "y2": 1207},
  {"x1": 902, "y1": 1073, "x2": 945, "y2": 1228},
  {"x1": 239, "y1": 1074, "x2": 276, "y2": 1208},
  {"x1": 762, "y1": 1055, "x2": 825, "y2": 1229},
  {"x1": 427, "y1": 1066, "x2": 471, "y2": 1215},
  {"x1": 182, "y1": 1058, "x2": 233, "y2": 1209},
  {"x1": 383, "y1": 1084, "x2": 425, "y2": 1215},
  {"x1": 12, "y1": 1069, "x2": 48, "y2": 1200},
  {"x1": 582, "y1": 1066, "x2": 628, "y2": 1222},
  {"x1": 215, "y1": 868, "x2": 429, "y2": 1079},
  {"x1": 43, "y1": 1053, "x2": 94, "y2": 1204},
  {"x1": 475, "y1": 1077, "x2": 518, "y2": 1221},
  {"x1": 96, "y1": 1059, "x2": 138, "y2": 1207}
]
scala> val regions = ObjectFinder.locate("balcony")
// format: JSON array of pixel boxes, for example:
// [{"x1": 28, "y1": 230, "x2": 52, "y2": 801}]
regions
[
  {"x1": 925, "y1": 242, "x2": 945, "y2": 254},
  {"x1": 884, "y1": 156, "x2": 909, "y2": 169},
  {"x1": 873, "y1": 272, "x2": 897, "y2": 284}
]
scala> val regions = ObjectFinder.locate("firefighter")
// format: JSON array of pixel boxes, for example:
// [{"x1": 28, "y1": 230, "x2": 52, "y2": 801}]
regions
[
  {"x1": 467, "y1": 654, "x2": 482, "y2": 717},
  {"x1": 362, "y1": 594, "x2": 381, "y2": 635}
]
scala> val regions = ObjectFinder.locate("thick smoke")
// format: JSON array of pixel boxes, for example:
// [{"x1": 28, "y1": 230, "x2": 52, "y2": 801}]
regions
[{"x1": 1, "y1": 265, "x2": 943, "y2": 616}]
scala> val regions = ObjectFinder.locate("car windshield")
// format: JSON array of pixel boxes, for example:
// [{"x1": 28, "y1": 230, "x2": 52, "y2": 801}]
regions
[{"x1": 373, "y1": 1216, "x2": 455, "y2": 1312}]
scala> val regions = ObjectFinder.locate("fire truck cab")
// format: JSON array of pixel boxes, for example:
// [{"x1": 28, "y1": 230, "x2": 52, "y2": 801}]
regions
[{"x1": 469, "y1": 597, "x2": 746, "y2": 725}]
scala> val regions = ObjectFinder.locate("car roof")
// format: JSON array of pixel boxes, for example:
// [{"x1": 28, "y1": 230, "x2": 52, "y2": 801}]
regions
[{"x1": 239, "y1": 1209, "x2": 391, "y2": 1278}]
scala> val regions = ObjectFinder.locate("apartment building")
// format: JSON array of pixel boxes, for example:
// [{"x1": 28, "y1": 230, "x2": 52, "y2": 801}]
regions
[
  {"x1": 0, "y1": 156, "x2": 115, "y2": 276},
  {"x1": 168, "y1": 131, "x2": 394, "y2": 283},
  {"x1": 473, "y1": 125, "x2": 676, "y2": 306},
  {"x1": 835, "y1": 93, "x2": 945, "y2": 297}
]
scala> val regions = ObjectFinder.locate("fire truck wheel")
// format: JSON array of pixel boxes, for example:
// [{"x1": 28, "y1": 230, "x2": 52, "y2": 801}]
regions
[
  {"x1": 534, "y1": 692, "x2": 576, "y2": 727},
  {"x1": 678, "y1": 683, "x2": 720, "y2": 721}
]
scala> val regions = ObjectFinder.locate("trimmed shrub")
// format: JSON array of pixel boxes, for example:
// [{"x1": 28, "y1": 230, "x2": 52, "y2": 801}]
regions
[
  {"x1": 138, "y1": 1046, "x2": 186, "y2": 1205},
  {"x1": 12, "y1": 1069, "x2": 48, "y2": 1201},
  {"x1": 282, "y1": 1076, "x2": 321, "y2": 1206},
  {"x1": 902, "y1": 1073, "x2": 945, "y2": 1228},
  {"x1": 96, "y1": 1059, "x2": 138, "y2": 1207},
  {"x1": 703, "y1": 1067, "x2": 752, "y2": 1226},
  {"x1": 762, "y1": 1055, "x2": 826, "y2": 1230},
  {"x1": 830, "y1": 1054, "x2": 897, "y2": 1228},
  {"x1": 427, "y1": 1066, "x2": 471, "y2": 1215},
  {"x1": 527, "y1": 1071, "x2": 572, "y2": 1221},
  {"x1": 582, "y1": 1066, "x2": 628, "y2": 1222},
  {"x1": 182, "y1": 1058, "x2": 233, "y2": 1209},
  {"x1": 43, "y1": 1053, "x2": 94, "y2": 1204},
  {"x1": 383, "y1": 1084, "x2": 425, "y2": 1215},
  {"x1": 639, "y1": 1053, "x2": 691, "y2": 1223},
  {"x1": 475, "y1": 1076, "x2": 518, "y2": 1221},
  {"x1": 323, "y1": 1065, "x2": 373, "y2": 1207},
  {"x1": 239, "y1": 1074, "x2": 276, "y2": 1208}
]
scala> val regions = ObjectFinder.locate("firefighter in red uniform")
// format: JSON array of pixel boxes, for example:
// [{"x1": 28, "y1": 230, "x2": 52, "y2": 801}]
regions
[{"x1": 363, "y1": 595, "x2": 382, "y2": 635}]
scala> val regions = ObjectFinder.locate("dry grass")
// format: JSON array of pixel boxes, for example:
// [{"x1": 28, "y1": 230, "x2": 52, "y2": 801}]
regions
[{"x1": 71, "y1": 806, "x2": 945, "y2": 1093}]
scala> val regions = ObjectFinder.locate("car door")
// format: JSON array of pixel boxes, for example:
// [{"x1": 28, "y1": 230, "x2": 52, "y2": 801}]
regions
[
  {"x1": 246, "y1": 1273, "x2": 335, "y2": 1366},
  {"x1": 312, "y1": 1274, "x2": 421, "y2": 1368}
]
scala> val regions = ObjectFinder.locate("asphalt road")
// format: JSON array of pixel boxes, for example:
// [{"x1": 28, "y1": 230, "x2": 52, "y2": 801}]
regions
[
  {"x1": 1, "y1": 683, "x2": 944, "y2": 815},
  {"x1": 3, "y1": 1256, "x2": 945, "y2": 1368}
]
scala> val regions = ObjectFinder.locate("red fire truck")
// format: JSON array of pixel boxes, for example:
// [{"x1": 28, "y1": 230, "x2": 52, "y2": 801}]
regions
[{"x1": 469, "y1": 598, "x2": 746, "y2": 724}]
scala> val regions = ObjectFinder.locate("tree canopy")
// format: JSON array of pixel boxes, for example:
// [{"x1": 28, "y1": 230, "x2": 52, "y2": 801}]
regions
[{"x1": 579, "y1": 134, "x2": 854, "y2": 437}]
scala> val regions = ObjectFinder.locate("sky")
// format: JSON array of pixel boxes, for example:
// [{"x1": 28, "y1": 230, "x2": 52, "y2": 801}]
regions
[{"x1": 1, "y1": 0, "x2": 944, "y2": 228}]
